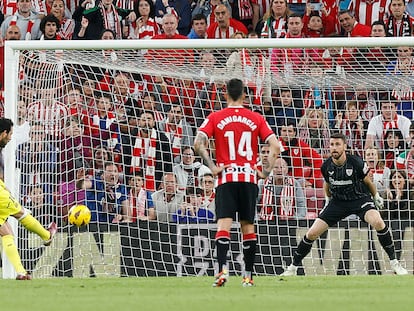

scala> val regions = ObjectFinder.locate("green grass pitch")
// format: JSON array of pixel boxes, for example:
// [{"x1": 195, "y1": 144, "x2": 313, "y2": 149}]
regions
[{"x1": 1, "y1": 276, "x2": 413, "y2": 311}]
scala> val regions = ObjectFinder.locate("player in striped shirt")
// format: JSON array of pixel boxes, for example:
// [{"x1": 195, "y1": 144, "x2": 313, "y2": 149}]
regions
[{"x1": 194, "y1": 78, "x2": 280, "y2": 287}]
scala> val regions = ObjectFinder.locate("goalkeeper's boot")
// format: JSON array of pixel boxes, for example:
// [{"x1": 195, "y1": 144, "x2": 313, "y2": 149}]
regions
[
  {"x1": 212, "y1": 269, "x2": 228, "y2": 287},
  {"x1": 280, "y1": 264, "x2": 298, "y2": 276},
  {"x1": 241, "y1": 277, "x2": 254, "y2": 287},
  {"x1": 16, "y1": 273, "x2": 32, "y2": 280},
  {"x1": 44, "y1": 222, "x2": 57, "y2": 246},
  {"x1": 390, "y1": 259, "x2": 408, "y2": 275}
]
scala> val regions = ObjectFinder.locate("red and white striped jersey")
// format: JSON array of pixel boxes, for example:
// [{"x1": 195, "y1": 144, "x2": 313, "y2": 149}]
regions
[
  {"x1": 206, "y1": 18, "x2": 248, "y2": 38},
  {"x1": 136, "y1": 18, "x2": 160, "y2": 39},
  {"x1": 198, "y1": 106, "x2": 275, "y2": 185},
  {"x1": 27, "y1": 100, "x2": 69, "y2": 138},
  {"x1": 3, "y1": 0, "x2": 17, "y2": 16},
  {"x1": 349, "y1": 0, "x2": 390, "y2": 27},
  {"x1": 251, "y1": 0, "x2": 271, "y2": 19}
]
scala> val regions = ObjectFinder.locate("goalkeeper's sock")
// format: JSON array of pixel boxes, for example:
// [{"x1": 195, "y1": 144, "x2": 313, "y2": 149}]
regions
[
  {"x1": 293, "y1": 235, "x2": 314, "y2": 266},
  {"x1": 377, "y1": 225, "x2": 396, "y2": 260},
  {"x1": 215, "y1": 230, "x2": 230, "y2": 271},
  {"x1": 19, "y1": 214, "x2": 50, "y2": 241},
  {"x1": 2, "y1": 235, "x2": 27, "y2": 275},
  {"x1": 242, "y1": 233, "x2": 257, "y2": 274}
]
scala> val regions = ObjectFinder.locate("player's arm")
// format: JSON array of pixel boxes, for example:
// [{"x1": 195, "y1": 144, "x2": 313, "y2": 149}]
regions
[
  {"x1": 194, "y1": 132, "x2": 224, "y2": 176},
  {"x1": 261, "y1": 135, "x2": 280, "y2": 178},
  {"x1": 363, "y1": 175, "x2": 384, "y2": 209}
]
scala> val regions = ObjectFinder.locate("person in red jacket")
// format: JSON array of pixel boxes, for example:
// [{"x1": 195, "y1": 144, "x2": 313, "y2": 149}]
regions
[
  {"x1": 206, "y1": 4, "x2": 248, "y2": 38},
  {"x1": 278, "y1": 118, "x2": 323, "y2": 188},
  {"x1": 338, "y1": 9, "x2": 371, "y2": 37}
]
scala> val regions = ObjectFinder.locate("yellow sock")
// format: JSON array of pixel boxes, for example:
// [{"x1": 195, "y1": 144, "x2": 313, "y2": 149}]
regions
[
  {"x1": 2, "y1": 235, "x2": 26, "y2": 274},
  {"x1": 19, "y1": 214, "x2": 50, "y2": 241}
]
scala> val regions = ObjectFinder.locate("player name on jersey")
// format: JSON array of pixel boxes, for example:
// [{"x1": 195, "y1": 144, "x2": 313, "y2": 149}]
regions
[{"x1": 217, "y1": 115, "x2": 257, "y2": 131}]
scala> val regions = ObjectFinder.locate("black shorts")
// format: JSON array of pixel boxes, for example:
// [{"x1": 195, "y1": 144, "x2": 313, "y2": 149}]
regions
[
  {"x1": 318, "y1": 196, "x2": 376, "y2": 227},
  {"x1": 215, "y1": 182, "x2": 259, "y2": 223}
]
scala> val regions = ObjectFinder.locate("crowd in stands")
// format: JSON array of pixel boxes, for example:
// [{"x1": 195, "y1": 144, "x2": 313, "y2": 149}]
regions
[{"x1": 0, "y1": 0, "x2": 414, "y2": 244}]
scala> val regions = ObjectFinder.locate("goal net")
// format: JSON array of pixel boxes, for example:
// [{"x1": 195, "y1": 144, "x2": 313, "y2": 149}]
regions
[{"x1": 2, "y1": 37, "x2": 413, "y2": 278}]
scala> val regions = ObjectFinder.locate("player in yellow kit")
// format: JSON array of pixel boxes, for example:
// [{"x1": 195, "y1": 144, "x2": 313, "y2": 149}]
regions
[{"x1": 0, "y1": 118, "x2": 57, "y2": 280}]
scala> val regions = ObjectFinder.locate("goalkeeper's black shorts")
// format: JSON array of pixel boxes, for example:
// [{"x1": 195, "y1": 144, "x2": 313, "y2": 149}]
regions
[
  {"x1": 318, "y1": 196, "x2": 376, "y2": 227},
  {"x1": 215, "y1": 182, "x2": 258, "y2": 223}
]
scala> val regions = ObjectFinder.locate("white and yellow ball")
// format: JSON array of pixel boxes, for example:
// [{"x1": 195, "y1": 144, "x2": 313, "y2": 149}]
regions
[{"x1": 68, "y1": 204, "x2": 91, "y2": 227}]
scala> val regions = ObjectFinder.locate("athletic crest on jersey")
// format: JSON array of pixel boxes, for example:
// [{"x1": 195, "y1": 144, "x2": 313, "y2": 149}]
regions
[{"x1": 346, "y1": 168, "x2": 353, "y2": 176}]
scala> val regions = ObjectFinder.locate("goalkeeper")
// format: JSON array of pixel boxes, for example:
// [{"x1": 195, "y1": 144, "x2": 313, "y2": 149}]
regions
[
  {"x1": 281, "y1": 132, "x2": 408, "y2": 276},
  {"x1": 0, "y1": 118, "x2": 57, "y2": 280}
]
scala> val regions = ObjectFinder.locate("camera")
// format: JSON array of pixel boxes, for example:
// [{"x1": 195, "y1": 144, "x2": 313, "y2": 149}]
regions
[{"x1": 310, "y1": 2, "x2": 322, "y2": 10}]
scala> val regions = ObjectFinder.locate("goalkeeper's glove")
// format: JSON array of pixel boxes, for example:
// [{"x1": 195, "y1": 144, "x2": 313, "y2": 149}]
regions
[{"x1": 373, "y1": 193, "x2": 384, "y2": 209}]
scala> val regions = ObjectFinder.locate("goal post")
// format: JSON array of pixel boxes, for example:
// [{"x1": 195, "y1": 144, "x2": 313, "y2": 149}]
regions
[{"x1": 3, "y1": 37, "x2": 414, "y2": 278}]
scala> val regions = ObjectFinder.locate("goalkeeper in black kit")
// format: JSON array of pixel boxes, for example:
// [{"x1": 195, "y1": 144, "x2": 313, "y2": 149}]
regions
[{"x1": 281, "y1": 132, "x2": 408, "y2": 276}]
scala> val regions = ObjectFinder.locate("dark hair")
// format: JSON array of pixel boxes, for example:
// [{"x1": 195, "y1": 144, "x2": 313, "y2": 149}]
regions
[
  {"x1": 192, "y1": 13, "x2": 207, "y2": 24},
  {"x1": 338, "y1": 9, "x2": 355, "y2": 18},
  {"x1": 100, "y1": 28, "x2": 116, "y2": 39},
  {"x1": 371, "y1": 20, "x2": 386, "y2": 30},
  {"x1": 287, "y1": 12, "x2": 303, "y2": 21},
  {"x1": 0, "y1": 118, "x2": 13, "y2": 134},
  {"x1": 40, "y1": 14, "x2": 61, "y2": 33},
  {"x1": 134, "y1": 0, "x2": 156, "y2": 19},
  {"x1": 330, "y1": 132, "x2": 347, "y2": 142},
  {"x1": 226, "y1": 78, "x2": 244, "y2": 101}
]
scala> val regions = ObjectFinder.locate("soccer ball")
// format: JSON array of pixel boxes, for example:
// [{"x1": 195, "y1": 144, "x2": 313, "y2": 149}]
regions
[{"x1": 68, "y1": 205, "x2": 91, "y2": 227}]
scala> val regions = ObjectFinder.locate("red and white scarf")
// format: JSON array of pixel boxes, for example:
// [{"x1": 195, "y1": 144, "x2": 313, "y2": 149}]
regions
[
  {"x1": 382, "y1": 113, "x2": 398, "y2": 138},
  {"x1": 131, "y1": 128, "x2": 157, "y2": 191},
  {"x1": 164, "y1": 121, "x2": 183, "y2": 158},
  {"x1": 129, "y1": 187, "x2": 147, "y2": 221},
  {"x1": 241, "y1": 48, "x2": 266, "y2": 105},
  {"x1": 99, "y1": 1, "x2": 122, "y2": 39},
  {"x1": 259, "y1": 176, "x2": 296, "y2": 220}
]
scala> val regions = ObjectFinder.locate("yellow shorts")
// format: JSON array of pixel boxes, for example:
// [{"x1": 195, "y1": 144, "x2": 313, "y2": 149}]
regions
[{"x1": 0, "y1": 180, "x2": 22, "y2": 226}]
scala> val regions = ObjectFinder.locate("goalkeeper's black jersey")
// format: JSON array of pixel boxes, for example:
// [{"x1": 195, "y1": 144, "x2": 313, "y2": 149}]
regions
[{"x1": 321, "y1": 154, "x2": 371, "y2": 201}]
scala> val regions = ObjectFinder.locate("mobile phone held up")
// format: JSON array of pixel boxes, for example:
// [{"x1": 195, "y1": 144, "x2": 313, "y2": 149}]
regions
[{"x1": 310, "y1": 2, "x2": 322, "y2": 10}]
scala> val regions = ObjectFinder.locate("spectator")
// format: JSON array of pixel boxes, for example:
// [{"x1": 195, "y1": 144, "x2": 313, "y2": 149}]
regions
[
  {"x1": 231, "y1": 0, "x2": 257, "y2": 31},
  {"x1": 278, "y1": 118, "x2": 324, "y2": 188},
  {"x1": 60, "y1": 116, "x2": 93, "y2": 183},
  {"x1": 258, "y1": 157, "x2": 306, "y2": 220},
  {"x1": 14, "y1": 100, "x2": 31, "y2": 146},
  {"x1": 199, "y1": 172, "x2": 216, "y2": 214},
  {"x1": 151, "y1": 172, "x2": 185, "y2": 222},
  {"x1": 347, "y1": 0, "x2": 390, "y2": 27},
  {"x1": 351, "y1": 86, "x2": 379, "y2": 126},
  {"x1": 387, "y1": 46, "x2": 414, "y2": 118},
  {"x1": 39, "y1": 13, "x2": 61, "y2": 40},
  {"x1": 133, "y1": 0, "x2": 160, "y2": 39},
  {"x1": 385, "y1": 0, "x2": 414, "y2": 37},
  {"x1": 23, "y1": 184, "x2": 53, "y2": 227},
  {"x1": 396, "y1": 138, "x2": 414, "y2": 186},
  {"x1": 154, "y1": 0, "x2": 191, "y2": 35},
  {"x1": 0, "y1": 25, "x2": 21, "y2": 92},
  {"x1": 158, "y1": 105, "x2": 194, "y2": 162},
  {"x1": 1, "y1": 0, "x2": 42, "y2": 40},
  {"x1": 338, "y1": 9, "x2": 371, "y2": 37},
  {"x1": 273, "y1": 87, "x2": 303, "y2": 127},
  {"x1": 365, "y1": 146, "x2": 390, "y2": 198},
  {"x1": 302, "y1": 3, "x2": 336, "y2": 37},
  {"x1": 187, "y1": 13, "x2": 208, "y2": 39},
  {"x1": 365, "y1": 95, "x2": 411, "y2": 150},
  {"x1": 192, "y1": 0, "x2": 232, "y2": 27},
  {"x1": 297, "y1": 108, "x2": 331, "y2": 159},
  {"x1": 383, "y1": 128, "x2": 405, "y2": 169},
  {"x1": 78, "y1": 162, "x2": 131, "y2": 223},
  {"x1": 270, "y1": 13, "x2": 308, "y2": 82},
  {"x1": 74, "y1": 0, "x2": 133, "y2": 39},
  {"x1": 384, "y1": 169, "x2": 414, "y2": 261},
  {"x1": 50, "y1": 0, "x2": 74, "y2": 39},
  {"x1": 141, "y1": 92, "x2": 164, "y2": 122},
  {"x1": 334, "y1": 100, "x2": 364, "y2": 157},
  {"x1": 17, "y1": 122, "x2": 58, "y2": 201},
  {"x1": 172, "y1": 187, "x2": 214, "y2": 223},
  {"x1": 206, "y1": 4, "x2": 248, "y2": 38},
  {"x1": 57, "y1": 166, "x2": 87, "y2": 225},
  {"x1": 226, "y1": 34, "x2": 271, "y2": 105},
  {"x1": 27, "y1": 83, "x2": 69, "y2": 140},
  {"x1": 127, "y1": 174, "x2": 155, "y2": 221},
  {"x1": 89, "y1": 92, "x2": 122, "y2": 155},
  {"x1": 172, "y1": 146, "x2": 211, "y2": 191},
  {"x1": 258, "y1": 0, "x2": 291, "y2": 38},
  {"x1": 80, "y1": 78, "x2": 97, "y2": 115},
  {"x1": 194, "y1": 80, "x2": 227, "y2": 127},
  {"x1": 130, "y1": 110, "x2": 172, "y2": 191}
]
